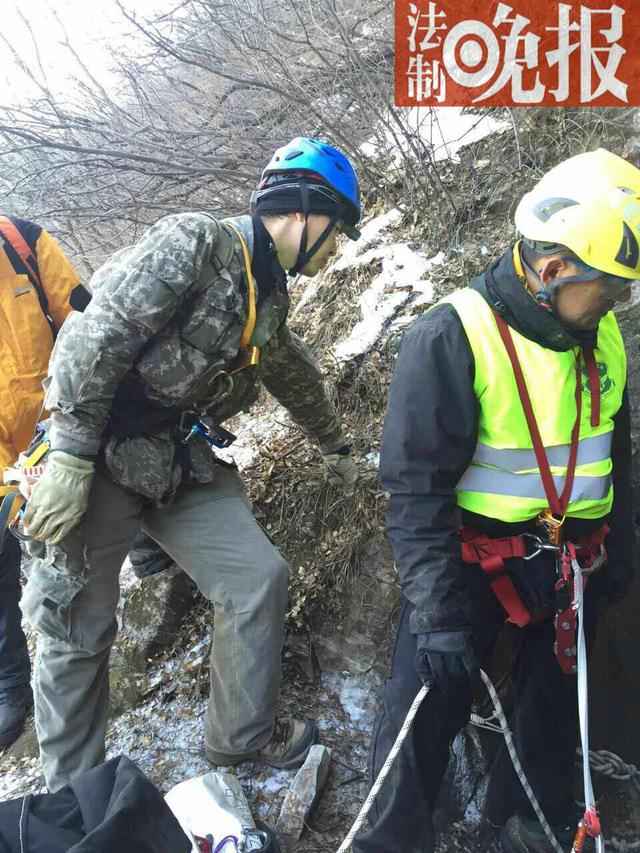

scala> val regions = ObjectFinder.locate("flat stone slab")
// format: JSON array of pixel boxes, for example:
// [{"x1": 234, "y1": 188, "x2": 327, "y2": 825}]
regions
[{"x1": 276, "y1": 744, "x2": 332, "y2": 840}]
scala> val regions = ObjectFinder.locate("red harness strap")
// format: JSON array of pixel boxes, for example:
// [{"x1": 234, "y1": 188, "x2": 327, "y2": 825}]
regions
[
  {"x1": 493, "y1": 312, "x2": 585, "y2": 520},
  {"x1": 459, "y1": 528, "x2": 533, "y2": 628},
  {"x1": 0, "y1": 216, "x2": 42, "y2": 288}
]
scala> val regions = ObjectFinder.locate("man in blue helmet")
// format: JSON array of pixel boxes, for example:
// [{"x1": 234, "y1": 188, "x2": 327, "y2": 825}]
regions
[{"x1": 21, "y1": 137, "x2": 361, "y2": 791}]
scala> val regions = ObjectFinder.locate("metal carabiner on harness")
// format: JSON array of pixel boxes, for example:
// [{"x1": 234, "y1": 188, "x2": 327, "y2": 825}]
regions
[{"x1": 522, "y1": 533, "x2": 560, "y2": 561}]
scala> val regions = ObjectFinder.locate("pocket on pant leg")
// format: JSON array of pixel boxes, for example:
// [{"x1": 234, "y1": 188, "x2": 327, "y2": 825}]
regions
[{"x1": 21, "y1": 558, "x2": 87, "y2": 645}]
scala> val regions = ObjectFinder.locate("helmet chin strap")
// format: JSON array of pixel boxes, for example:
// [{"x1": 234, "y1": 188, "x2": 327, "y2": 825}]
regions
[
  {"x1": 520, "y1": 252, "x2": 603, "y2": 311},
  {"x1": 288, "y1": 183, "x2": 342, "y2": 275}
]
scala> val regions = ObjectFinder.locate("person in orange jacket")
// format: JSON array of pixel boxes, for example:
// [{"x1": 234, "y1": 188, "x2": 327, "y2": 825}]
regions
[{"x1": 0, "y1": 216, "x2": 89, "y2": 748}]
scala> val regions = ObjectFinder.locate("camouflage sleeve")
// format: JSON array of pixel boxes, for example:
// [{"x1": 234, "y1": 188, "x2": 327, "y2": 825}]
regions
[
  {"x1": 261, "y1": 325, "x2": 347, "y2": 452},
  {"x1": 46, "y1": 213, "x2": 221, "y2": 457}
]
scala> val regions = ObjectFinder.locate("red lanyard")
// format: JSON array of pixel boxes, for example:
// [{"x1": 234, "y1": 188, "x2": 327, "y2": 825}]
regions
[{"x1": 493, "y1": 313, "x2": 599, "y2": 518}]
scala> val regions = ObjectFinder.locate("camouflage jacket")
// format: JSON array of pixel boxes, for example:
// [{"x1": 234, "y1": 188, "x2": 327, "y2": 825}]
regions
[{"x1": 45, "y1": 213, "x2": 346, "y2": 503}]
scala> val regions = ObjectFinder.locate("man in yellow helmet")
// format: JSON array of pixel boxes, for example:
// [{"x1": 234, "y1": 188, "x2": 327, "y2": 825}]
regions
[{"x1": 353, "y1": 149, "x2": 638, "y2": 853}]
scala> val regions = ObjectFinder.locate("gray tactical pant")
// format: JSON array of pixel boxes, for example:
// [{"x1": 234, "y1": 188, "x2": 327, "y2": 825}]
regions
[{"x1": 22, "y1": 464, "x2": 289, "y2": 792}]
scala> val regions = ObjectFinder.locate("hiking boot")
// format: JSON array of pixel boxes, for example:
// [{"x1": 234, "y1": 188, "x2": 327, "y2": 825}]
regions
[
  {"x1": 500, "y1": 814, "x2": 593, "y2": 853},
  {"x1": 0, "y1": 684, "x2": 33, "y2": 749},
  {"x1": 205, "y1": 716, "x2": 318, "y2": 770}
]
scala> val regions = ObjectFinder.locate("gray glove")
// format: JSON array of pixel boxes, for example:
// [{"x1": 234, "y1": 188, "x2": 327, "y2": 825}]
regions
[
  {"x1": 415, "y1": 630, "x2": 478, "y2": 696},
  {"x1": 23, "y1": 451, "x2": 95, "y2": 544},
  {"x1": 322, "y1": 447, "x2": 359, "y2": 495}
]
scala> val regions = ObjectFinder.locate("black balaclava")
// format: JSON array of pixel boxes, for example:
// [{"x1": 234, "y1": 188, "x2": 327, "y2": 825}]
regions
[{"x1": 253, "y1": 182, "x2": 344, "y2": 275}]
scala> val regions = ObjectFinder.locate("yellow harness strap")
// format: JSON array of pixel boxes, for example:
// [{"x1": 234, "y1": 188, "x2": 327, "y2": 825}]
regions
[
  {"x1": 512, "y1": 240, "x2": 526, "y2": 279},
  {"x1": 226, "y1": 224, "x2": 260, "y2": 370},
  {"x1": 21, "y1": 439, "x2": 50, "y2": 467}
]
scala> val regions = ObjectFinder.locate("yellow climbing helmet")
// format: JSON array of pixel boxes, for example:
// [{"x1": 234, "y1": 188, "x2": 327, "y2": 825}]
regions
[{"x1": 515, "y1": 148, "x2": 640, "y2": 280}]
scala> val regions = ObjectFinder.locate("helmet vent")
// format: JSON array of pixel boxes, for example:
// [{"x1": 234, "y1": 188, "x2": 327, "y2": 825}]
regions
[
  {"x1": 532, "y1": 197, "x2": 578, "y2": 222},
  {"x1": 285, "y1": 150, "x2": 304, "y2": 161},
  {"x1": 615, "y1": 222, "x2": 640, "y2": 269}
]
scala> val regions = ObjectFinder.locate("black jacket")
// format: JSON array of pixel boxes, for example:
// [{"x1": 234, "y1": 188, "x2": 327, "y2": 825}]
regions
[
  {"x1": 0, "y1": 756, "x2": 190, "y2": 853},
  {"x1": 380, "y1": 249, "x2": 635, "y2": 635}
]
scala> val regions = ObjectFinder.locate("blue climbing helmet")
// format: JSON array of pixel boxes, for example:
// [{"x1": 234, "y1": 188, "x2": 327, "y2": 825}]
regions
[{"x1": 251, "y1": 137, "x2": 361, "y2": 274}]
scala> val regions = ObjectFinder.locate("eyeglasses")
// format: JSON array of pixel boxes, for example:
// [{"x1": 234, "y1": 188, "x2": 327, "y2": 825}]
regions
[{"x1": 563, "y1": 258, "x2": 639, "y2": 295}]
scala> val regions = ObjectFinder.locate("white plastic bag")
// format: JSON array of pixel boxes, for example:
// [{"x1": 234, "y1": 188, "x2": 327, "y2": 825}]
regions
[{"x1": 165, "y1": 771, "x2": 267, "y2": 852}]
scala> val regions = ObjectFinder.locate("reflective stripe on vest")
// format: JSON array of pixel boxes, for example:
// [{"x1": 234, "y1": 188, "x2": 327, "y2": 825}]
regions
[
  {"x1": 471, "y1": 433, "x2": 611, "y2": 471},
  {"x1": 456, "y1": 467, "x2": 611, "y2": 501},
  {"x1": 441, "y1": 288, "x2": 626, "y2": 523}
]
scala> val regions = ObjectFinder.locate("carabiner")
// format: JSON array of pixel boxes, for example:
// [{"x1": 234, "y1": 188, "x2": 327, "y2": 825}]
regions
[{"x1": 522, "y1": 533, "x2": 560, "y2": 561}]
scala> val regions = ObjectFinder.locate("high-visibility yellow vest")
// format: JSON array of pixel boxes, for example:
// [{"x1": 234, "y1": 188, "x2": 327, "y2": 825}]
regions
[{"x1": 442, "y1": 289, "x2": 626, "y2": 523}]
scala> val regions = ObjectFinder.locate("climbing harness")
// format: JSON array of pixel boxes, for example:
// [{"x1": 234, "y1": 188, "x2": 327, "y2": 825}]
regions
[
  {"x1": 460, "y1": 526, "x2": 607, "y2": 675},
  {"x1": 106, "y1": 223, "x2": 259, "y2": 455},
  {"x1": 176, "y1": 224, "x2": 260, "y2": 454},
  {"x1": 457, "y1": 310, "x2": 608, "y2": 849},
  {"x1": 461, "y1": 310, "x2": 608, "y2": 676}
]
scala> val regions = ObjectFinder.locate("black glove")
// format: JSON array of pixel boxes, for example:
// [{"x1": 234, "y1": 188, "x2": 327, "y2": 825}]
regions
[{"x1": 415, "y1": 630, "x2": 478, "y2": 696}]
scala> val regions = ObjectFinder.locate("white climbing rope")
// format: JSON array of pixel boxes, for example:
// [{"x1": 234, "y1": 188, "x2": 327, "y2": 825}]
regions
[
  {"x1": 478, "y1": 669, "x2": 564, "y2": 853},
  {"x1": 335, "y1": 671, "x2": 563, "y2": 853},
  {"x1": 335, "y1": 664, "x2": 640, "y2": 853},
  {"x1": 335, "y1": 683, "x2": 430, "y2": 853},
  {"x1": 573, "y1": 561, "x2": 605, "y2": 853}
]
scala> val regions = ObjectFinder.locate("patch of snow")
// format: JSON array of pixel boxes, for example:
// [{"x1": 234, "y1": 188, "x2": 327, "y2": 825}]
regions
[
  {"x1": 292, "y1": 209, "x2": 405, "y2": 319},
  {"x1": 463, "y1": 799, "x2": 483, "y2": 825},
  {"x1": 216, "y1": 414, "x2": 289, "y2": 472},
  {"x1": 321, "y1": 671, "x2": 379, "y2": 732},
  {"x1": 330, "y1": 209, "x2": 403, "y2": 274},
  {"x1": 105, "y1": 685, "x2": 295, "y2": 823},
  {"x1": 361, "y1": 107, "x2": 510, "y2": 165},
  {"x1": 333, "y1": 246, "x2": 443, "y2": 362},
  {"x1": 423, "y1": 108, "x2": 510, "y2": 162},
  {"x1": 364, "y1": 451, "x2": 380, "y2": 469}
]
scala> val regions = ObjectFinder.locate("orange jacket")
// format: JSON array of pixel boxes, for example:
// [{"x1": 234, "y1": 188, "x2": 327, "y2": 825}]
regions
[{"x1": 0, "y1": 217, "x2": 85, "y2": 471}]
